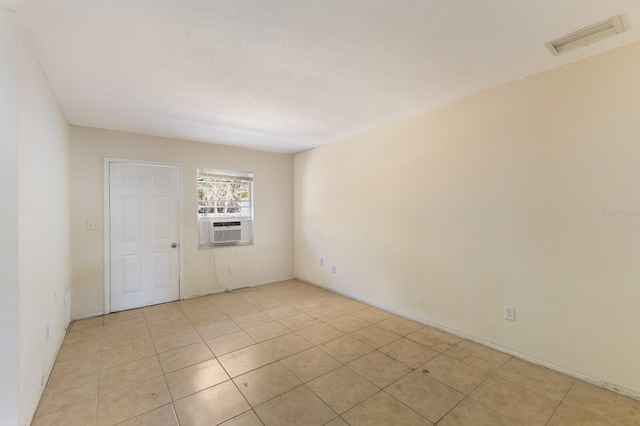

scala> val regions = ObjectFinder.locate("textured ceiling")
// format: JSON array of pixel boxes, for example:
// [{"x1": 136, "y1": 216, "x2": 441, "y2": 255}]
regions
[{"x1": 5, "y1": 0, "x2": 640, "y2": 153}]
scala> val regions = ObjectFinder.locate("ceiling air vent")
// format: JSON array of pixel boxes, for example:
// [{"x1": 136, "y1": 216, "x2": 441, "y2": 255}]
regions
[{"x1": 545, "y1": 15, "x2": 624, "y2": 56}]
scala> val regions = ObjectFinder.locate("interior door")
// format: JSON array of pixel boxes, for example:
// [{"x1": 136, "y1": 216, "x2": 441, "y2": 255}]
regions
[{"x1": 109, "y1": 162, "x2": 180, "y2": 312}]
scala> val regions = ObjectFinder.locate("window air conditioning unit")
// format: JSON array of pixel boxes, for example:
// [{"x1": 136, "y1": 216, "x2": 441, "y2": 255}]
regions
[
  {"x1": 212, "y1": 221, "x2": 242, "y2": 244},
  {"x1": 198, "y1": 217, "x2": 252, "y2": 248}
]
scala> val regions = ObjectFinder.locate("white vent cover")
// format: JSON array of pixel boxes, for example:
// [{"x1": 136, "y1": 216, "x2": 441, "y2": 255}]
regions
[
  {"x1": 212, "y1": 221, "x2": 242, "y2": 244},
  {"x1": 213, "y1": 228, "x2": 242, "y2": 243},
  {"x1": 546, "y1": 15, "x2": 625, "y2": 56}
]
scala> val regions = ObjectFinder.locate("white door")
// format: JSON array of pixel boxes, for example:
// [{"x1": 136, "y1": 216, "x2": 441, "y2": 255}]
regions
[{"x1": 109, "y1": 163, "x2": 180, "y2": 312}]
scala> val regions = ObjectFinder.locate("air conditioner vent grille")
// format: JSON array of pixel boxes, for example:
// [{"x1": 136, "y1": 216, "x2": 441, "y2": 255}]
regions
[
  {"x1": 546, "y1": 15, "x2": 624, "y2": 56},
  {"x1": 213, "y1": 229, "x2": 242, "y2": 243},
  {"x1": 213, "y1": 221, "x2": 241, "y2": 227}
]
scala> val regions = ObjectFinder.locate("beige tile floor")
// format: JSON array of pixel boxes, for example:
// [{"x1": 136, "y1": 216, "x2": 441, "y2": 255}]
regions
[{"x1": 33, "y1": 279, "x2": 640, "y2": 426}]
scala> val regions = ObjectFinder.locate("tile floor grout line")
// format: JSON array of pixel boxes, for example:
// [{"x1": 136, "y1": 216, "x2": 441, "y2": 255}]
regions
[
  {"x1": 225, "y1": 375, "x2": 260, "y2": 425},
  {"x1": 432, "y1": 396, "x2": 466, "y2": 425},
  {"x1": 381, "y1": 351, "x2": 468, "y2": 424},
  {"x1": 43, "y1": 280, "x2": 640, "y2": 425},
  {"x1": 437, "y1": 346, "x2": 512, "y2": 380},
  {"x1": 378, "y1": 388, "x2": 432, "y2": 425},
  {"x1": 465, "y1": 375, "x2": 551, "y2": 426},
  {"x1": 543, "y1": 379, "x2": 579, "y2": 426},
  {"x1": 492, "y1": 359, "x2": 575, "y2": 406},
  {"x1": 94, "y1": 327, "x2": 105, "y2": 425},
  {"x1": 299, "y1": 383, "x2": 341, "y2": 424}
]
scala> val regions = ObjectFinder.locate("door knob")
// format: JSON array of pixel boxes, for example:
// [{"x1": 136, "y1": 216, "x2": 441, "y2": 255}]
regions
[{"x1": 171, "y1": 242, "x2": 178, "y2": 248}]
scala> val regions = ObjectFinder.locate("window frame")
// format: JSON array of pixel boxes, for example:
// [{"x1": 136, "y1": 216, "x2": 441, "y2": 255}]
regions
[{"x1": 197, "y1": 168, "x2": 254, "y2": 248}]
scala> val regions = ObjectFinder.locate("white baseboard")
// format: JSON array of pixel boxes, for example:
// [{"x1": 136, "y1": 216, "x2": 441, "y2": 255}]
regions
[
  {"x1": 24, "y1": 332, "x2": 65, "y2": 426},
  {"x1": 298, "y1": 276, "x2": 640, "y2": 402},
  {"x1": 421, "y1": 319, "x2": 640, "y2": 401},
  {"x1": 182, "y1": 288, "x2": 227, "y2": 299},
  {"x1": 182, "y1": 276, "x2": 295, "y2": 299},
  {"x1": 72, "y1": 277, "x2": 297, "y2": 317},
  {"x1": 71, "y1": 311, "x2": 105, "y2": 321}
]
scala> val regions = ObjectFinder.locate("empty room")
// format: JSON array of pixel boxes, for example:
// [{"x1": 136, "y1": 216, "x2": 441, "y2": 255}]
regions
[{"x1": 2, "y1": 1, "x2": 640, "y2": 425}]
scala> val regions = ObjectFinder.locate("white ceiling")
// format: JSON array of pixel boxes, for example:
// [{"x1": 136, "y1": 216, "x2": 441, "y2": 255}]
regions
[{"x1": 5, "y1": 1, "x2": 640, "y2": 153}]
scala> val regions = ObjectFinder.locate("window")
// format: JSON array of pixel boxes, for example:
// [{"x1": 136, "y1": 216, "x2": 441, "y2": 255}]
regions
[{"x1": 197, "y1": 168, "x2": 253, "y2": 247}]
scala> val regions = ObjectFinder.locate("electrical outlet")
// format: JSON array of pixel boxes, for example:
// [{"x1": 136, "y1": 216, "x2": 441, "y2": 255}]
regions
[
  {"x1": 331, "y1": 265, "x2": 336, "y2": 274},
  {"x1": 86, "y1": 219, "x2": 100, "y2": 230},
  {"x1": 320, "y1": 258, "x2": 324, "y2": 266},
  {"x1": 504, "y1": 305, "x2": 516, "y2": 321},
  {"x1": 227, "y1": 266, "x2": 232, "y2": 274}
]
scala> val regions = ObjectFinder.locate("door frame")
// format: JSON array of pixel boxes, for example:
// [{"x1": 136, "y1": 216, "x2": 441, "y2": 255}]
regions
[{"x1": 103, "y1": 157, "x2": 184, "y2": 315}]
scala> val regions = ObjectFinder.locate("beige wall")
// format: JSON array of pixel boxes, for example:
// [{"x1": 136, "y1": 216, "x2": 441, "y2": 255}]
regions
[
  {"x1": 0, "y1": 10, "x2": 20, "y2": 426},
  {"x1": 69, "y1": 126, "x2": 294, "y2": 318},
  {"x1": 295, "y1": 41, "x2": 640, "y2": 396},
  {"x1": 0, "y1": 10, "x2": 72, "y2": 425},
  {"x1": 17, "y1": 15, "x2": 71, "y2": 425}
]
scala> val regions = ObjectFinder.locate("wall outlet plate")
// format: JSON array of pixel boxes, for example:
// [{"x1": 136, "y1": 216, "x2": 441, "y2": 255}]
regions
[{"x1": 504, "y1": 305, "x2": 516, "y2": 321}]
